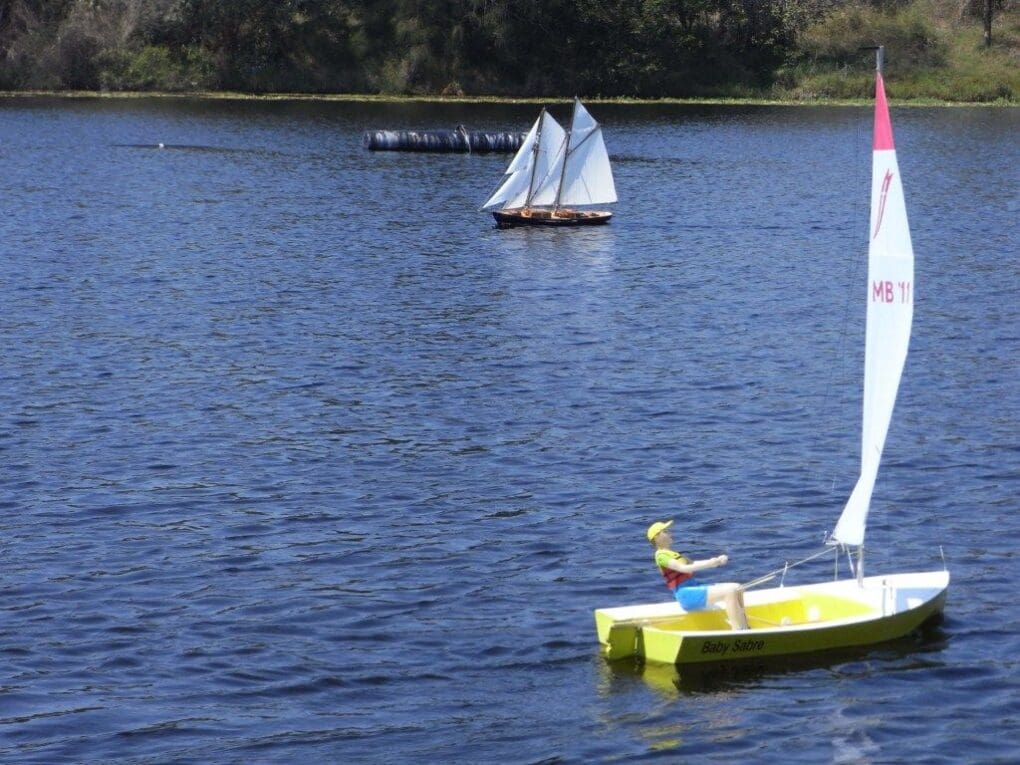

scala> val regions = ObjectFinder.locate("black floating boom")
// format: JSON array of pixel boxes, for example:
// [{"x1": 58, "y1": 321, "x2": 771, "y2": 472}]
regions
[{"x1": 363, "y1": 126, "x2": 527, "y2": 153}]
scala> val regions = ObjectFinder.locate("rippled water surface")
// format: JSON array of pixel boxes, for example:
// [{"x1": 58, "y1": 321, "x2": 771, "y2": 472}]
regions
[{"x1": 1, "y1": 96, "x2": 1018, "y2": 763}]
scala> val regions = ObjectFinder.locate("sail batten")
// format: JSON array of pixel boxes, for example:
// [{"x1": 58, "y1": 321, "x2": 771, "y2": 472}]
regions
[{"x1": 832, "y1": 71, "x2": 914, "y2": 548}]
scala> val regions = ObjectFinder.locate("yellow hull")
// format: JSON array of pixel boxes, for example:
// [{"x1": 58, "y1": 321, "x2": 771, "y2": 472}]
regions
[{"x1": 595, "y1": 570, "x2": 949, "y2": 665}]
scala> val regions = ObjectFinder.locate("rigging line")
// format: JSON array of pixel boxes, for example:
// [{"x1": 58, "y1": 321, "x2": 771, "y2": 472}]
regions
[
  {"x1": 529, "y1": 134, "x2": 569, "y2": 205},
  {"x1": 567, "y1": 125, "x2": 599, "y2": 155},
  {"x1": 524, "y1": 108, "x2": 546, "y2": 209},
  {"x1": 845, "y1": 544, "x2": 857, "y2": 576},
  {"x1": 554, "y1": 100, "x2": 578, "y2": 209},
  {"x1": 566, "y1": 129, "x2": 604, "y2": 206},
  {"x1": 740, "y1": 545, "x2": 836, "y2": 590},
  {"x1": 817, "y1": 100, "x2": 870, "y2": 502},
  {"x1": 579, "y1": 175, "x2": 594, "y2": 205}
]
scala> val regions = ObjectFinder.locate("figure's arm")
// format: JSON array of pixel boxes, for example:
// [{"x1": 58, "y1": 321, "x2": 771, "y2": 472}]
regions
[{"x1": 664, "y1": 554, "x2": 728, "y2": 574}]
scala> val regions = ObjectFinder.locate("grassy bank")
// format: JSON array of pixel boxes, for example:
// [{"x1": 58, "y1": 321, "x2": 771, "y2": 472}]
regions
[
  {"x1": 1, "y1": 1, "x2": 1016, "y2": 104},
  {"x1": 773, "y1": 0, "x2": 1020, "y2": 103},
  {"x1": 2, "y1": 89, "x2": 1016, "y2": 107}
]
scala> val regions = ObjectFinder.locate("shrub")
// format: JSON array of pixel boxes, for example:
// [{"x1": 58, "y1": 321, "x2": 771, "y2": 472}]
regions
[
  {"x1": 799, "y1": 0, "x2": 947, "y2": 70},
  {"x1": 98, "y1": 45, "x2": 216, "y2": 91}
]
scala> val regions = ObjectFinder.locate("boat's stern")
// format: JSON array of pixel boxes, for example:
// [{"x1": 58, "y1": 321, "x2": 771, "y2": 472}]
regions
[{"x1": 594, "y1": 601, "x2": 730, "y2": 661}]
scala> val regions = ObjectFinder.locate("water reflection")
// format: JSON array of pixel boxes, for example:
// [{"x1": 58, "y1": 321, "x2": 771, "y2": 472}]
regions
[
  {"x1": 830, "y1": 703, "x2": 881, "y2": 765},
  {"x1": 484, "y1": 223, "x2": 619, "y2": 267}
]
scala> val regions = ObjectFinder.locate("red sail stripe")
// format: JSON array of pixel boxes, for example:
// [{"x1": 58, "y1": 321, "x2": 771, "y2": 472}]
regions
[{"x1": 873, "y1": 72, "x2": 895, "y2": 151}]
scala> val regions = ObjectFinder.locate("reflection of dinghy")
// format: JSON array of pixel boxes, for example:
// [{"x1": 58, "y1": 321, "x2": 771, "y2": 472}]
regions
[
  {"x1": 481, "y1": 99, "x2": 616, "y2": 227},
  {"x1": 595, "y1": 48, "x2": 949, "y2": 666}
]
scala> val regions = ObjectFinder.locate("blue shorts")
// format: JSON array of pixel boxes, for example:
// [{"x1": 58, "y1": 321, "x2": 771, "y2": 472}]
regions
[{"x1": 674, "y1": 582, "x2": 708, "y2": 611}]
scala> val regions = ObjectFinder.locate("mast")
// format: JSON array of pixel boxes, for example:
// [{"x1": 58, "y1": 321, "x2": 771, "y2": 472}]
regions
[
  {"x1": 524, "y1": 108, "x2": 546, "y2": 210},
  {"x1": 857, "y1": 45, "x2": 882, "y2": 585},
  {"x1": 548, "y1": 100, "x2": 614, "y2": 209},
  {"x1": 860, "y1": 44, "x2": 884, "y2": 74},
  {"x1": 554, "y1": 98, "x2": 579, "y2": 211}
]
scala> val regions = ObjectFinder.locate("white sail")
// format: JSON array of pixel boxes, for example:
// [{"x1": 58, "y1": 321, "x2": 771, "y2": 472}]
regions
[
  {"x1": 481, "y1": 113, "x2": 541, "y2": 211},
  {"x1": 482, "y1": 110, "x2": 567, "y2": 211},
  {"x1": 832, "y1": 71, "x2": 914, "y2": 548},
  {"x1": 483, "y1": 100, "x2": 615, "y2": 213},
  {"x1": 558, "y1": 99, "x2": 617, "y2": 206},
  {"x1": 530, "y1": 99, "x2": 617, "y2": 207},
  {"x1": 512, "y1": 112, "x2": 567, "y2": 209}
]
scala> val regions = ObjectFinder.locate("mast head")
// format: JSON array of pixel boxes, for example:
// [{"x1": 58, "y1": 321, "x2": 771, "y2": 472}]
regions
[{"x1": 860, "y1": 45, "x2": 885, "y2": 74}]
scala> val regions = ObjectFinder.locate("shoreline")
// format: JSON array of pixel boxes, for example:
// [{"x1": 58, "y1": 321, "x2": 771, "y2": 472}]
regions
[{"x1": 1, "y1": 89, "x2": 1016, "y2": 108}]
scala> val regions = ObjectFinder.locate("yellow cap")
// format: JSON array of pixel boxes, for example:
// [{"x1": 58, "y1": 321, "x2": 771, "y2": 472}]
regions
[{"x1": 646, "y1": 520, "x2": 673, "y2": 542}]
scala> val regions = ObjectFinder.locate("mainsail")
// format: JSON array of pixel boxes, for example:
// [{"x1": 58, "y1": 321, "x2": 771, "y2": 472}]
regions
[
  {"x1": 557, "y1": 98, "x2": 617, "y2": 207},
  {"x1": 481, "y1": 110, "x2": 566, "y2": 211},
  {"x1": 832, "y1": 68, "x2": 915, "y2": 548}
]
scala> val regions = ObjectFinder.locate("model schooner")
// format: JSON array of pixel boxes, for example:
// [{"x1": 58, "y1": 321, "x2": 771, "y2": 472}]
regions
[
  {"x1": 481, "y1": 99, "x2": 617, "y2": 227},
  {"x1": 594, "y1": 49, "x2": 949, "y2": 666}
]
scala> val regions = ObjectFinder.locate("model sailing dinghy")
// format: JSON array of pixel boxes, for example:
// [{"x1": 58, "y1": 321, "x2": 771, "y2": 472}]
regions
[
  {"x1": 594, "y1": 49, "x2": 949, "y2": 666},
  {"x1": 481, "y1": 99, "x2": 616, "y2": 227}
]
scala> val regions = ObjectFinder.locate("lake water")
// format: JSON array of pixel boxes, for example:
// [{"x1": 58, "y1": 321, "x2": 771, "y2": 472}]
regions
[{"x1": 1, "y1": 95, "x2": 1018, "y2": 763}]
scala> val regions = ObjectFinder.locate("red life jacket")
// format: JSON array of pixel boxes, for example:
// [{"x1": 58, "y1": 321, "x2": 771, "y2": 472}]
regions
[{"x1": 656, "y1": 550, "x2": 693, "y2": 590}]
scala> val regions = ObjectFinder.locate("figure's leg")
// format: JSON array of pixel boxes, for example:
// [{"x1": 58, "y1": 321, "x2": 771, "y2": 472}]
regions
[{"x1": 706, "y1": 583, "x2": 748, "y2": 630}]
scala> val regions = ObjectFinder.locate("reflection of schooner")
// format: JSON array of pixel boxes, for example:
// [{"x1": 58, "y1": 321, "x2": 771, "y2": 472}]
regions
[{"x1": 481, "y1": 99, "x2": 617, "y2": 227}]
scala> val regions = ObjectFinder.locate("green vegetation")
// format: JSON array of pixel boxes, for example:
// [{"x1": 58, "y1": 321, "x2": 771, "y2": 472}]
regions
[
  {"x1": 0, "y1": 0, "x2": 1016, "y2": 103},
  {"x1": 777, "y1": 0, "x2": 1020, "y2": 101}
]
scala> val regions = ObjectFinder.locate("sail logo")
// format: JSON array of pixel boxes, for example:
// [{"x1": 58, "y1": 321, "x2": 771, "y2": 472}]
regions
[
  {"x1": 872, "y1": 280, "x2": 912, "y2": 304},
  {"x1": 872, "y1": 169, "x2": 894, "y2": 239}
]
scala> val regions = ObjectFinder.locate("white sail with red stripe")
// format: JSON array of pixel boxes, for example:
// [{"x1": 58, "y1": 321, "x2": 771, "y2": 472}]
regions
[
  {"x1": 593, "y1": 50, "x2": 948, "y2": 665},
  {"x1": 833, "y1": 69, "x2": 915, "y2": 547}
]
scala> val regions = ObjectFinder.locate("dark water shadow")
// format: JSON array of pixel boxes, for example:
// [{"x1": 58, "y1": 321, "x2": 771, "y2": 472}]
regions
[{"x1": 113, "y1": 143, "x2": 262, "y2": 155}]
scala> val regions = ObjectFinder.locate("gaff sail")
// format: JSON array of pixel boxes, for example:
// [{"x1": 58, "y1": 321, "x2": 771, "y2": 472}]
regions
[
  {"x1": 531, "y1": 98, "x2": 617, "y2": 208},
  {"x1": 557, "y1": 98, "x2": 617, "y2": 206}
]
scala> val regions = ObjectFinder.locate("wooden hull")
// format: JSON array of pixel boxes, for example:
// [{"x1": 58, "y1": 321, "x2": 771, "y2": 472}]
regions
[
  {"x1": 492, "y1": 208, "x2": 612, "y2": 228},
  {"x1": 594, "y1": 570, "x2": 949, "y2": 665}
]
